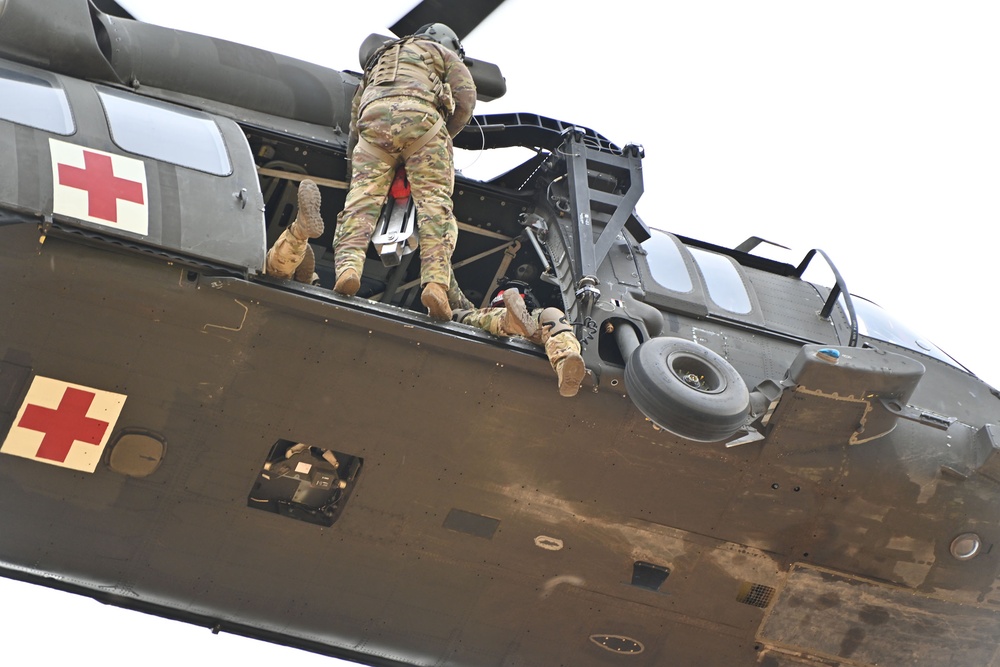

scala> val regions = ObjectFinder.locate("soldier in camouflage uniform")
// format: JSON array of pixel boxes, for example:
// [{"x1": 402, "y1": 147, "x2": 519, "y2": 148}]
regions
[
  {"x1": 264, "y1": 179, "x2": 324, "y2": 284},
  {"x1": 332, "y1": 23, "x2": 476, "y2": 321},
  {"x1": 453, "y1": 289, "x2": 587, "y2": 397}
]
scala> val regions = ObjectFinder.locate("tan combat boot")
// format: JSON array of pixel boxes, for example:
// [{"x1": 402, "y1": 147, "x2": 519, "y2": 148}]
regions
[
  {"x1": 499, "y1": 289, "x2": 538, "y2": 338},
  {"x1": 334, "y1": 267, "x2": 360, "y2": 296},
  {"x1": 293, "y1": 243, "x2": 320, "y2": 285},
  {"x1": 265, "y1": 179, "x2": 324, "y2": 279},
  {"x1": 421, "y1": 282, "x2": 452, "y2": 321},
  {"x1": 545, "y1": 331, "x2": 585, "y2": 397}
]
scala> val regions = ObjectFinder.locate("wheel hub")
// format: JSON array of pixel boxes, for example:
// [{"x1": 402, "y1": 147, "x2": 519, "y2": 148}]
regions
[
  {"x1": 669, "y1": 352, "x2": 726, "y2": 394},
  {"x1": 681, "y1": 372, "x2": 705, "y2": 389}
]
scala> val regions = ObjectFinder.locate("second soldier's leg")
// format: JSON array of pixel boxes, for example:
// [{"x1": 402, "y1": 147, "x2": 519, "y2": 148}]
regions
[
  {"x1": 293, "y1": 243, "x2": 320, "y2": 285},
  {"x1": 453, "y1": 307, "x2": 507, "y2": 336},
  {"x1": 499, "y1": 289, "x2": 537, "y2": 338},
  {"x1": 451, "y1": 290, "x2": 536, "y2": 338},
  {"x1": 265, "y1": 179, "x2": 323, "y2": 279},
  {"x1": 535, "y1": 307, "x2": 586, "y2": 397},
  {"x1": 546, "y1": 332, "x2": 585, "y2": 397}
]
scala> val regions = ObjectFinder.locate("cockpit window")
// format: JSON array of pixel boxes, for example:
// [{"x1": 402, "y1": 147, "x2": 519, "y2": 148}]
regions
[
  {"x1": 643, "y1": 229, "x2": 693, "y2": 293},
  {"x1": 0, "y1": 67, "x2": 74, "y2": 135},
  {"x1": 853, "y1": 296, "x2": 961, "y2": 367},
  {"x1": 689, "y1": 247, "x2": 753, "y2": 314},
  {"x1": 98, "y1": 89, "x2": 232, "y2": 176}
]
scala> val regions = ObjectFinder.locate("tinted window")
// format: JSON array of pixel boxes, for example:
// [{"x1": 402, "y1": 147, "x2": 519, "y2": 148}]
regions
[
  {"x1": 0, "y1": 67, "x2": 74, "y2": 135},
  {"x1": 643, "y1": 230, "x2": 693, "y2": 293},
  {"x1": 689, "y1": 247, "x2": 752, "y2": 314},
  {"x1": 99, "y1": 89, "x2": 231, "y2": 176}
]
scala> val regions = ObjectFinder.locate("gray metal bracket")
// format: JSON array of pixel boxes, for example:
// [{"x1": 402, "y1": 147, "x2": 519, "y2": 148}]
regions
[{"x1": 562, "y1": 130, "x2": 647, "y2": 280}]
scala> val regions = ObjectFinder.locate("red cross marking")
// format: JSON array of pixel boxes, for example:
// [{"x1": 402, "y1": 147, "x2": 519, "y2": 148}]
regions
[
  {"x1": 17, "y1": 387, "x2": 110, "y2": 462},
  {"x1": 57, "y1": 150, "x2": 144, "y2": 223}
]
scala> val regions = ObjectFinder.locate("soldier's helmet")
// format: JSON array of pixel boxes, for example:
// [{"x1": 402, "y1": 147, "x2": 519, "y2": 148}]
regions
[{"x1": 416, "y1": 23, "x2": 465, "y2": 59}]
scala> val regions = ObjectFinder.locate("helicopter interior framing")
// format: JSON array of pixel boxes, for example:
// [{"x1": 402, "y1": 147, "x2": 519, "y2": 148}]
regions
[{"x1": 2, "y1": 1, "x2": 1000, "y2": 666}]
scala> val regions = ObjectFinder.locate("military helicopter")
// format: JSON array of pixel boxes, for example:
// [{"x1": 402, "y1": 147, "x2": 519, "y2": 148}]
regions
[{"x1": 2, "y1": 1, "x2": 999, "y2": 666}]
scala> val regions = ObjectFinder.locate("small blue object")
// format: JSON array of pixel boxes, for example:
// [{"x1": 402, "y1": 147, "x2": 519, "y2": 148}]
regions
[{"x1": 816, "y1": 348, "x2": 840, "y2": 363}]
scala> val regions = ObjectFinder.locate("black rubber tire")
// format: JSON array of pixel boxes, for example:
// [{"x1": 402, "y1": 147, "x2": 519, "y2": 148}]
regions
[{"x1": 624, "y1": 337, "x2": 750, "y2": 442}]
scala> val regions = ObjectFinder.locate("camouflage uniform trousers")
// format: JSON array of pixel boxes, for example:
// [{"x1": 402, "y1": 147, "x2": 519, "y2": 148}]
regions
[
  {"x1": 333, "y1": 96, "x2": 457, "y2": 287},
  {"x1": 456, "y1": 306, "x2": 581, "y2": 372},
  {"x1": 266, "y1": 237, "x2": 318, "y2": 284},
  {"x1": 264, "y1": 179, "x2": 323, "y2": 284}
]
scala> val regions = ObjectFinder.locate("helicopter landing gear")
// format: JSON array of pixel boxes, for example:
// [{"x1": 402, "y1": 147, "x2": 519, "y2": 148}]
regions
[{"x1": 624, "y1": 337, "x2": 750, "y2": 442}]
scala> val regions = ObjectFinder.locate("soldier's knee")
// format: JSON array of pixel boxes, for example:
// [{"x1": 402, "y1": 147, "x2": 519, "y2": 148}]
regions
[{"x1": 539, "y1": 308, "x2": 572, "y2": 337}]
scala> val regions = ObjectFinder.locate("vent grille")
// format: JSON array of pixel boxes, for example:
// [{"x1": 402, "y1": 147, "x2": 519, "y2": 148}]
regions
[
  {"x1": 443, "y1": 508, "x2": 500, "y2": 539},
  {"x1": 737, "y1": 582, "x2": 775, "y2": 608},
  {"x1": 631, "y1": 561, "x2": 669, "y2": 591}
]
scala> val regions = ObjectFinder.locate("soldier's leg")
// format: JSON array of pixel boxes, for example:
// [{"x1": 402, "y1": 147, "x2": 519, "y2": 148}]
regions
[
  {"x1": 546, "y1": 332, "x2": 585, "y2": 397},
  {"x1": 453, "y1": 308, "x2": 507, "y2": 336},
  {"x1": 265, "y1": 179, "x2": 323, "y2": 279},
  {"x1": 333, "y1": 108, "x2": 396, "y2": 295},
  {"x1": 534, "y1": 307, "x2": 586, "y2": 397},
  {"x1": 331, "y1": 209, "x2": 361, "y2": 295},
  {"x1": 451, "y1": 291, "x2": 536, "y2": 338},
  {"x1": 499, "y1": 289, "x2": 537, "y2": 338},
  {"x1": 406, "y1": 116, "x2": 457, "y2": 320},
  {"x1": 293, "y1": 243, "x2": 320, "y2": 285}
]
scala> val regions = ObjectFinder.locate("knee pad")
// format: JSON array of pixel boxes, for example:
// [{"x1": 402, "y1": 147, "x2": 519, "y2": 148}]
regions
[{"x1": 539, "y1": 308, "x2": 572, "y2": 339}]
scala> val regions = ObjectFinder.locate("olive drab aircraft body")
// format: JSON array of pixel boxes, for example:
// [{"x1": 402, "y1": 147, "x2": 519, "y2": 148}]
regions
[{"x1": 1, "y1": 1, "x2": 999, "y2": 665}]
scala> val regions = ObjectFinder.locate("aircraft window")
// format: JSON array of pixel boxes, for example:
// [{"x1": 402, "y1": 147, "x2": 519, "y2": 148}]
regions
[
  {"x1": 853, "y1": 296, "x2": 960, "y2": 366},
  {"x1": 643, "y1": 229, "x2": 693, "y2": 293},
  {"x1": 689, "y1": 247, "x2": 753, "y2": 314},
  {"x1": 98, "y1": 89, "x2": 232, "y2": 176},
  {"x1": 0, "y1": 67, "x2": 74, "y2": 135}
]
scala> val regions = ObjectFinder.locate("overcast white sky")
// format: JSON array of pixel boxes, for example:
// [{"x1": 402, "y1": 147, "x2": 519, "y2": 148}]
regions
[{"x1": 4, "y1": 1, "x2": 1000, "y2": 665}]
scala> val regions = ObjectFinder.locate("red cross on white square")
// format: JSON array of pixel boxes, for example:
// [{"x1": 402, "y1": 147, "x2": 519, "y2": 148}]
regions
[
  {"x1": 49, "y1": 138, "x2": 149, "y2": 236},
  {"x1": 1, "y1": 376, "x2": 127, "y2": 473}
]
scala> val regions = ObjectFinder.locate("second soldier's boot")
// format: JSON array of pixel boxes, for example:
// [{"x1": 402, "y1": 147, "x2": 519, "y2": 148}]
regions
[
  {"x1": 545, "y1": 331, "x2": 586, "y2": 397},
  {"x1": 421, "y1": 282, "x2": 452, "y2": 321},
  {"x1": 499, "y1": 289, "x2": 537, "y2": 338},
  {"x1": 293, "y1": 243, "x2": 320, "y2": 285},
  {"x1": 265, "y1": 179, "x2": 324, "y2": 279},
  {"x1": 334, "y1": 267, "x2": 360, "y2": 296}
]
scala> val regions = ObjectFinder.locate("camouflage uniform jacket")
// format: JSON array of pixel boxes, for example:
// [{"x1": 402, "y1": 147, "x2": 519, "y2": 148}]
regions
[{"x1": 348, "y1": 36, "x2": 476, "y2": 156}]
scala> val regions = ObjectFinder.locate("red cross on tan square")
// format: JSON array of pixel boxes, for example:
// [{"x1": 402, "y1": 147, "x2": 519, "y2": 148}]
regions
[
  {"x1": 49, "y1": 138, "x2": 149, "y2": 236},
  {"x1": 1, "y1": 376, "x2": 127, "y2": 473},
  {"x1": 58, "y1": 151, "x2": 144, "y2": 222}
]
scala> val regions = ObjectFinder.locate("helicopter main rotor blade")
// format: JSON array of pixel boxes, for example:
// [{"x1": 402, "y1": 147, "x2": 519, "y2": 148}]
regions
[{"x1": 390, "y1": 0, "x2": 506, "y2": 40}]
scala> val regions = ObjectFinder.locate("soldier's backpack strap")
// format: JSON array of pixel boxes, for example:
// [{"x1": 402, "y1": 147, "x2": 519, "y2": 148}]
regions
[
  {"x1": 399, "y1": 115, "x2": 445, "y2": 161},
  {"x1": 354, "y1": 115, "x2": 445, "y2": 168},
  {"x1": 354, "y1": 135, "x2": 397, "y2": 167}
]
